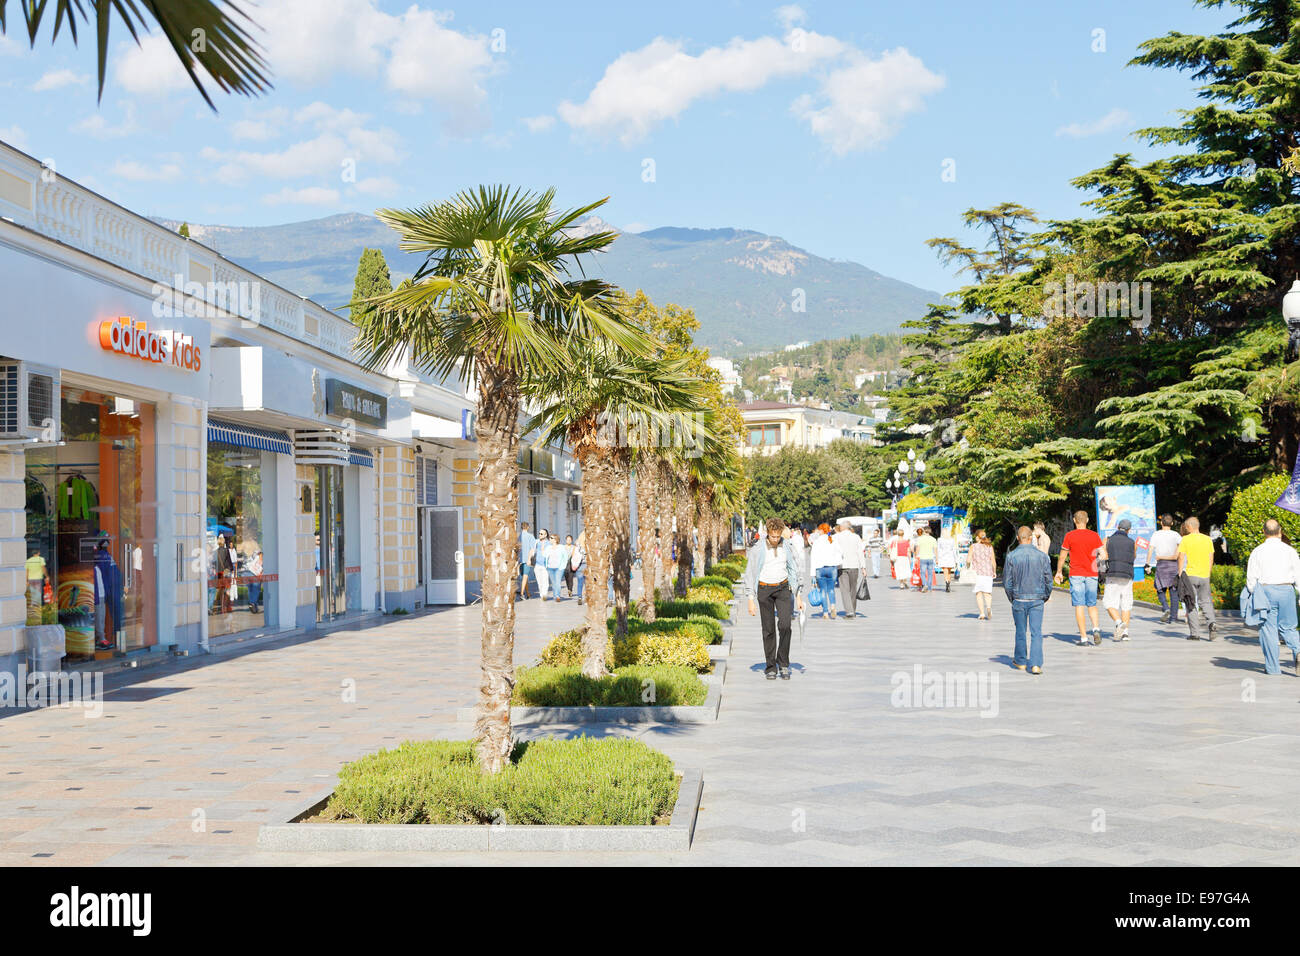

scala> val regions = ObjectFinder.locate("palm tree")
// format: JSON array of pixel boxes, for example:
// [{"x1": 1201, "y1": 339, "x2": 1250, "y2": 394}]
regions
[
  {"x1": 523, "y1": 339, "x2": 709, "y2": 676},
  {"x1": 1, "y1": 1, "x2": 271, "y2": 108},
  {"x1": 633, "y1": 449, "x2": 666, "y2": 620},
  {"x1": 354, "y1": 186, "x2": 646, "y2": 772}
]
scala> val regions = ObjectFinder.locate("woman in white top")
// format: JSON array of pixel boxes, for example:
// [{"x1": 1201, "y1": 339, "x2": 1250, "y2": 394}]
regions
[
  {"x1": 545, "y1": 535, "x2": 570, "y2": 601},
  {"x1": 533, "y1": 530, "x2": 552, "y2": 599},
  {"x1": 935, "y1": 529, "x2": 958, "y2": 593},
  {"x1": 809, "y1": 523, "x2": 841, "y2": 619}
]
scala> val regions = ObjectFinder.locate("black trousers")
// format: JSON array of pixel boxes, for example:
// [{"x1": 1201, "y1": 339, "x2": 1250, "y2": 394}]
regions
[{"x1": 757, "y1": 581, "x2": 793, "y2": 670}]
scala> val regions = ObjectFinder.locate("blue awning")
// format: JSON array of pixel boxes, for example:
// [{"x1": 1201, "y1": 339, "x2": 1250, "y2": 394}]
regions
[
  {"x1": 349, "y1": 448, "x2": 374, "y2": 468},
  {"x1": 208, "y1": 419, "x2": 292, "y2": 455}
]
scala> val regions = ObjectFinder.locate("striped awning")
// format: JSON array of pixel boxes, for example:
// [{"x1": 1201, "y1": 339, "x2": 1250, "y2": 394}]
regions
[
  {"x1": 349, "y1": 448, "x2": 374, "y2": 468},
  {"x1": 208, "y1": 419, "x2": 292, "y2": 455}
]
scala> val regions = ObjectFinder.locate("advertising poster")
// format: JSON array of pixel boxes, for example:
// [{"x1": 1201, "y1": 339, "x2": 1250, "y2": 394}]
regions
[{"x1": 1095, "y1": 484, "x2": 1157, "y2": 580}]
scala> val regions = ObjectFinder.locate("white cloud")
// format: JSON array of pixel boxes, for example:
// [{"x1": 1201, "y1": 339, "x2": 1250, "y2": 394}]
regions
[
  {"x1": 254, "y1": 0, "x2": 497, "y2": 132},
  {"x1": 355, "y1": 176, "x2": 399, "y2": 196},
  {"x1": 230, "y1": 108, "x2": 290, "y2": 141},
  {"x1": 558, "y1": 28, "x2": 847, "y2": 144},
  {"x1": 114, "y1": 34, "x2": 193, "y2": 96},
  {"x1": 523, "y1": 115, "x2": 556, "y2": 133},
  {"x1": 200, "y1": 104, "x2": 403, "y2": 184},
  {"x1": 793, "y1": 48, "x2": 945, "y2": 155},
  {"x1": 776, "y1": 5, "x2": 807, "y2": 29},
  {"x1": 1055, "y1": 108, "x2": 1133, "y2": 139},
  {"x1": 73, "y1": 102, "x2": 139, "y2": 140},
  {"x1": 263, "y1": 186, "x2": 341, "y2": 205},
  {"x1": 112, "y1": 159, "x2": 182, "y2": 181},
  {"x1": 32, "y1": 69, "x2": 89, "y2": 92},
  {"x1": 0, "y1": 125, "x2": 28, "y2": 150}
]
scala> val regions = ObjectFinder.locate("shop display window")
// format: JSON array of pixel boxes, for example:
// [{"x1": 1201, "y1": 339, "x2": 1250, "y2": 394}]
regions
[{"x1": 206, "y1": 441, "x2": 277, "y2": 638}]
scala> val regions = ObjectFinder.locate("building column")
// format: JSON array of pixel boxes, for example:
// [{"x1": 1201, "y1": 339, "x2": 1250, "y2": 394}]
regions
[
  {"x1": 0, "y1": 448, "x2": 27, "y2": 676},
  {"x1": 380, "y1": 446, "x2": 417, "y2": 610}
]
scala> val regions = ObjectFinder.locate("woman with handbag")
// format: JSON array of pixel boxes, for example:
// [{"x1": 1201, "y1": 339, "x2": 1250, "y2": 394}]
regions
[
  {"x1": 891, "y1": 526, "x2": 912, "y2": 591},
  {"x1": 570, "y1": 531, "x2": 588, "y2": 603},
  {"x1": 809, "y1": 523, "x2": 840, "y2": 619}
]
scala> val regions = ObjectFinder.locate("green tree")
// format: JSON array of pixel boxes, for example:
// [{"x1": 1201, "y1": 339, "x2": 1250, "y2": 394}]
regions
[
  {"x1": 355, "y1": 185, "x2": 647, "y2": 773},
  {"x1": 349, "y1": 248, "x2": 393, "y2": 323}
]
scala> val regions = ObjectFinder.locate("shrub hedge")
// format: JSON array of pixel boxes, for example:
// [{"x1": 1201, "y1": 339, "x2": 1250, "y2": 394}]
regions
[
  {"x1": 322, "y1": 737, "x2": 679, "y2": 825},
  {"x1": 685, "y1": 584, "x2": 733, "y2": 604},
  {"x1": 656, "y1": 599, "x2": 730, "y2": 621},
  {"x1": 545, "y1": 623, "x2": 713, "y2": 672},
  {"x1": 1223, "y1": 473, "x2": 1300, "y2": 561},
  {"x1": 513, "y1": 664, "x2": 708, "y2": 707},
  {"x1": 691, "y1": 575, "x2": 736, "y2": 591}
]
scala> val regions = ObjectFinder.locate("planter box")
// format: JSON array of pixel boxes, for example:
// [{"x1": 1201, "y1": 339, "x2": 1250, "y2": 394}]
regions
[
  {"x1": 256, "y1": 769, "x2": 703, "y2": 852},
  {"x1": 456, "y1": 675, "x2": 722, "y2": 725},
  {"x1": 707, "y1": 631, "x2": 732, "y2": 660}
]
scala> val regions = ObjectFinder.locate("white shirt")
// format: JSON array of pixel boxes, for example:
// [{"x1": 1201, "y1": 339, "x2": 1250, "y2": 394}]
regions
[
  {"x1": 758, "y1": 543, "x2": 789, "y2": 584},
  {"x1": 936, "y1": 537, "x2": 958, "y2": 564},
  {"x1": 1150, "y1": 528, "x2": 1181, "y2": 561},
  {"x1": 809, "y1": 533, "x2": 840, "y2": 569},
  {"x1": 1246, "y1": 537, "x2": 1300, "y2": 590},
  {"x1": 834, "y1": 529, "x2": 864, "y2": 569}
]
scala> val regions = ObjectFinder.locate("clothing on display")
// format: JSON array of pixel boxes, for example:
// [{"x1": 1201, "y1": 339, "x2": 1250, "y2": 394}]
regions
[{"x1": 56, "y1": 473, "x2": 98, "y2": 520}]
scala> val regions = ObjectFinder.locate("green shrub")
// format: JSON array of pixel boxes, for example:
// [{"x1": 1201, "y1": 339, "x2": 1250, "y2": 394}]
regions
[
  {"x1": 656, "y1": 598, "x2": 729, "y2": 621},
  {"x1": 322, "y1": 737, "x2": 679, "y2": 826},
  {"x1": 711, "y1": 561, "x2": 743, "y2": 583},
  {"x1": 686, "y1": 584, "x2": 732, "y2": 603},
  {"x1": 513, "y1": 664, "x2": 708, "y2": 707},
  {"x1": 539, "y1": 628, "x2": 612, "y2": 669},
  {"x1": 1211, "y1": 565, "x2": 1246, "y2": 610},
  {"x1": 613, "y1": 629, "x2": 712, "y2": 671},
  {"x1": 685, "y1": 614, "x2": 724, "y2": 644},
  {"x1": 691, "y1": 575, "x2": 735, "y2": 590},
  {"x1": 1223, "y1": 473, "x2": 1300, "y2": 561}
]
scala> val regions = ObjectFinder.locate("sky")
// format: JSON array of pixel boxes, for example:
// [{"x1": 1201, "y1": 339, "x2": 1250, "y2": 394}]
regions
[{"x1": 0, "y1": 0, "x2": 1230, "y2": 294}]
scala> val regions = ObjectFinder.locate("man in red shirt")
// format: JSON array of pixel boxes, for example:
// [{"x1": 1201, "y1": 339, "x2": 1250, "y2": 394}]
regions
[{"x1": 1054, "y1": 510, "x2": 1103, "y2": 645}]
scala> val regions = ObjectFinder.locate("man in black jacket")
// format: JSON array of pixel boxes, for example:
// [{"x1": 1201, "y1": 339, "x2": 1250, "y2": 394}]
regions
[
  {"x1": 1003, "y1": 526, "x2": 1053, "y2": 675},
  {"x1": 1100, "y1": 519, "x2": 1137, "y2": 641}
]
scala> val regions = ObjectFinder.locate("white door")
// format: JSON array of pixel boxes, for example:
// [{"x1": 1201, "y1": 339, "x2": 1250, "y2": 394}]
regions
[{"x1": 424, "y1": 506, "x2": 464, "y2": 605}]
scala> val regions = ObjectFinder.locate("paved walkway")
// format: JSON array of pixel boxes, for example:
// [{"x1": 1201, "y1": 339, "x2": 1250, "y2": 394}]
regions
[{"x1": 1, "y1": 579, "x2": 1297, "y2": 866}]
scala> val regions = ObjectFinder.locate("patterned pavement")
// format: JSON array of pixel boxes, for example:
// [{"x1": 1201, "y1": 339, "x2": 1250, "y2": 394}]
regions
[{"x1": 1, "y1": 576, "x2": 1296, "y2": 866}]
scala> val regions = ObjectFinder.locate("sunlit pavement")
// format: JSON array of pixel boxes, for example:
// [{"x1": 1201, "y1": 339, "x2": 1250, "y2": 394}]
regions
[{"x1": 1, "y1": 579, "x2": 1296, "y2": 866}]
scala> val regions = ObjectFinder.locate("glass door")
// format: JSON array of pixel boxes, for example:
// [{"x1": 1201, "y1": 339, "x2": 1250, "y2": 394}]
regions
[
  {"x1": 315, "y1": 465, "x2": 347, "y2": 622},
  {"x1": 424, "y1": 506, "x2": 464, "y2": 605}
]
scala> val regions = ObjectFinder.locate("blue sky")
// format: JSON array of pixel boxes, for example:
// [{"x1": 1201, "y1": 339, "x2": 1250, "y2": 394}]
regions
[{"x1": 0, "y1": 0, "x2": 1228, "y2": 294}]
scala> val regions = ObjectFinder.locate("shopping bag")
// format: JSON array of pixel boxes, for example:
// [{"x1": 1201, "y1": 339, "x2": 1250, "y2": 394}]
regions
[
  {"x1": 856, "y1": 574, "x2": 871, "y2": 601},
  {"x1": 910, "y1": 563, "x2": 922, "y2": 588},
  {"x1": 807, "y1": 585, "x2": 822, "y2": 608}
]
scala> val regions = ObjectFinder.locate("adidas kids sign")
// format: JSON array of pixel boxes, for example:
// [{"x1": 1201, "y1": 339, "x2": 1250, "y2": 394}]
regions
[{"x1": 98, "y1": 316, "x2": 201, "y2": 371}]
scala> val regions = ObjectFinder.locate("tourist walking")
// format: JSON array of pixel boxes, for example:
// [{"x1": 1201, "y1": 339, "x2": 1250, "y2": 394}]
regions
[
  {"x1": 743, "y1": 518, "x2": 804, "y2": 680},
  {"x1": 534, "y1": 529, "x2": 552, "y2": 600},
  {"x1": 834, "y1": 519, "x2": 865, "y2": 619},
  {"x1": 867, "y1": 525, "x2": 884, "y2": 577},
  {"x1": 570, "y1": 532, "x2": 588, "y2": 603},
  {"x1": 518, "y1": 522, "x2": 538, "y2": 600},
  {"x1": 970, "y1": 529, "x2": 996, "y2": 620},
  {"x1": 913, "y1": 525, "x2": 937, "y2": 593},
  {"x1": 1030, "y1": 521, "x2": 1051, "y2": 554},
  {"x1": 809, "y1": 523, "x2": 841, "y2": 619},
  {"x1": 936, "y1": 528, "x2": 958, "y2": 592},
  {"x1": 1245, "y1": 518, "x2": 1300, "y2": 674},
  {"x1": 1003, "y1": 526, "x2": 1053, "y2": 674},
  {"x1": 890, "y1": 526, "x2": 912, "y2": 591},
  {"x1": 545, "y1": 533, "x2": 571, "y2": 602},
  {"x1": 1149, "y1": 514, "x2": 1182, "y2": 623},
  {"x1": 561, "y1": 534, "x2": 577, "y2": 596},
  {"x1": 788, "y1": 522, "x2": 810, "y2": 593},
  {"x1": 1178, "y1": 516, "x2": 1216, "y2": 640},
  {"x1": 1055, "y1": 510, "x2": 1103, "y2": 645},
  {"x1": 1100, "y1": 519, "x2": 1137, "y2": 641}
]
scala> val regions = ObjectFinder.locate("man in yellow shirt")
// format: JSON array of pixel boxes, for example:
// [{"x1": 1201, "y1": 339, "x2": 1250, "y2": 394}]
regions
[
  {"x1": 1177, "y1": 516, "x2": 1216, "y2": 640},
  {"x1": 26, "y1": 550, "x2": 49, "y2": 606}
]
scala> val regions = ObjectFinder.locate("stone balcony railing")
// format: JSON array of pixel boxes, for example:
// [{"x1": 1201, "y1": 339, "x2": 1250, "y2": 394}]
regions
[{"x1": 0, "y1": 139, "x2": 360, "y2": 365}]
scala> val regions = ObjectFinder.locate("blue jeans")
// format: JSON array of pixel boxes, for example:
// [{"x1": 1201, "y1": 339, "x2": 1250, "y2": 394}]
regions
[
  {"x1": 1069, "y1": 576, "x2": 1098, "y2": 607},
  {"x1": 1011, "y1": 599, "x2": 1045, "y2": 669},
  {"x1": 870, "y1": 550, "x2": 881, "y2": 576},
  {"x1": 549, "y1": 567, "x2": 565, "y2": 599},
  {"x1": 574, "y1": 571, "x2": 586, "y2": 598},
  {"x1": 815, "y1": 566, "x2": 838, "y2": 615},
  {"x1": 1258, "y1": 584, "x2": 1299, "y2": 675},
  {"x1": 247, "y1": 581, "x2": 262, "y2": 609},
  {"x1": 919, "y1": 559, "x2": 935, "y2": 590}
]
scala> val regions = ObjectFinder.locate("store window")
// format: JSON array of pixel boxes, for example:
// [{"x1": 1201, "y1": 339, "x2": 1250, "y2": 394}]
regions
[
  {"x1": 206, "y1": 438, "x2": 278, "y2": 638},
  {"x1": 25, "y1": 388, "x2": 157, "y2": 661}
]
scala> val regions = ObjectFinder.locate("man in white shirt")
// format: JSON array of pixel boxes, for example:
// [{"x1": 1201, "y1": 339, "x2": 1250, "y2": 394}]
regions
[
  {"x1": 743, "y1": 518, "x2": 805, "y2": 680},
  {"x1": 834, "y1": 520, "x2": 866, "y2": 619},
  {"x1": 1149, "y1": 513, "x2": 1183, "y2": 623},
  {"x1": 1246, "y1": 518, "x2": 1300, "y2": 675}
]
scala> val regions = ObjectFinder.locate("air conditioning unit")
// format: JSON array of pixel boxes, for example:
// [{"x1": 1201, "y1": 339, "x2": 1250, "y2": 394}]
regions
[
  {"x1": 293, "y1": 428, "x2": 350, "y2": 466},
  {"x1": 527, "y1": 479, "x2": 544, "y2": 497},
  {"x1": 0, "y1": 359, "x2": 60, "y2": 442}
]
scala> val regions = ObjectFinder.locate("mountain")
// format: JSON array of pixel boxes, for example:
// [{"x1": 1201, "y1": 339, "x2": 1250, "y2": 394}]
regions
[{"x1": 155, "y1": 213, "x2": 943, "y2": 354}]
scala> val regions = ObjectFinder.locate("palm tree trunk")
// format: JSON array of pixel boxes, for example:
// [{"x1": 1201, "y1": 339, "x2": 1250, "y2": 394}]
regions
[
  {"x1": 655, "y1": 460, "x2": 674, "y2": 602},
  {"x1": 611, "y1": 455, "x2": 633, "y2": 637},
  {"x1": 473, "y1": 358, "x2": 521, "y2": 774},
  {"x1": 579, "y1": 445, "x2": 616, "y2": 679},
  {"x1": 635, "y1": 458, "x2": 659, "y2": 621},
  {"x1": 675, "y1": 473, "x2": 694, "y2": 597}
]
